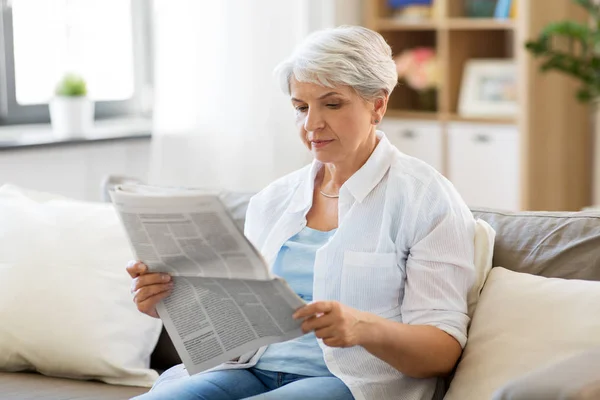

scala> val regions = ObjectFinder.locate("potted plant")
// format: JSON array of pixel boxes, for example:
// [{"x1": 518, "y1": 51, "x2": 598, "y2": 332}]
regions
[
  {"x1": 49, "y1": 73, "x2": 94, "y2": 139},
  {"x1": 394, "y1": 47, "x2": 439, "y2": 111},
  {"x1": 524, "y1": 0, "x2": 600, "y2": 203}
]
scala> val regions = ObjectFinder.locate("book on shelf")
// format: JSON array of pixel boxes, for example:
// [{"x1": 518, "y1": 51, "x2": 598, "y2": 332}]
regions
[
  {"x1": 494, "y1": 0, "x2": 512, "y2": 19},
  {"x1": 510, "y1": 0, "x2": 518, "y2": 19},
  {"x1": 388, "y1": 0, "x2": 433, "y2": 21}
]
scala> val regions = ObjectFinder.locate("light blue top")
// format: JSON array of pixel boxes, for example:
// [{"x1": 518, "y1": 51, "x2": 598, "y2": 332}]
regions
[{"x1": 255, "y1": 226, "x2": 336, "y2": 377}]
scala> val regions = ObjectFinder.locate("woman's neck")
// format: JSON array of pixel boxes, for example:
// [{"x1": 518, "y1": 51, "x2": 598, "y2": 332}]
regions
[{"x1": 320, "y1": 132, "x2": 379, "y2": 193}]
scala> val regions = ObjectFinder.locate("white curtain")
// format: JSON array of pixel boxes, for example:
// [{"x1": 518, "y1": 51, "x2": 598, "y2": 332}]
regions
[{"x1": 149, "y1": 0, "x2": 361, "y2": 192}]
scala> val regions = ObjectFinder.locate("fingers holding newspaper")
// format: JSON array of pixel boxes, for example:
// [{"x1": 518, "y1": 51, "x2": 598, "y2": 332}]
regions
[
  {"x1": 126, "y1": 260, "x2": 174, "y2": 318},
  {"x1": 293, "y1": 300, "x2": 371, "y2": 348}
]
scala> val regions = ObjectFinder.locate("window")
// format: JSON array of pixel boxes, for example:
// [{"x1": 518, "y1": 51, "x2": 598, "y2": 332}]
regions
[{"x1": 0, "y1": 0, "x2": 153, "y2": 124}]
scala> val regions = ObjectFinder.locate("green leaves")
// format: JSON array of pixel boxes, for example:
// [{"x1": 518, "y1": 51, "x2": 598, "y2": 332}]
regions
[
  {"x1": 524, "y1": 1, "x2": 600, "y2": 103},
  {"x1": 577, "y1": 87, "x2": 594, "y2": 102},
  {"x1": 542, "y1": 21, "x2": 590, "y2": 43},
  {"x1": 55, "y1": 73, "x2": 88, "y2": 97}
]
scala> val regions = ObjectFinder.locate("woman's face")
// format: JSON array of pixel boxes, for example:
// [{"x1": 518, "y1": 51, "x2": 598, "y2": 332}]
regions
[{"x1": 290, "y1": 77, "x2": 382, "y2": 165}]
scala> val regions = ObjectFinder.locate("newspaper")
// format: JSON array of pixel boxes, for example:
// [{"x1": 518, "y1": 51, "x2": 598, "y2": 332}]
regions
[{"x1": 110, "y1": 184, "x2": 305, "y2": 375}]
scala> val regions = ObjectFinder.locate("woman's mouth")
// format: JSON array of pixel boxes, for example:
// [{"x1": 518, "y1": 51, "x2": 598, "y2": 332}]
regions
[{"x1": 310, "y1": 139, "x2": 334, "y2": 149}]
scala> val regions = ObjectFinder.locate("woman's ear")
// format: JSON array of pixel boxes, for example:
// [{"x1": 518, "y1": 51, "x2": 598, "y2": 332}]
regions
[{"x1": 372, "y1": 94, "x2": 388, "y2": 125}]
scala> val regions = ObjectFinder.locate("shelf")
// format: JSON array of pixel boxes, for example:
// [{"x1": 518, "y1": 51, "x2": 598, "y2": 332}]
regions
[
  {"x1": 366, "y1": 0, "x2": 593, "y2": 211},
  {"x1": 444, "y1": 113, "x2": 517, "y2": 125},
  {"x1": 384, "y1": 111, "x2": 516, "y2": 125},
  {"x1": 445, "y1": 18, "x2": 516, "y2": 30},
  {"x1": 375, "y1": 18, "x2": 515, "y2": 31},
  {"x1": 376, "y1": 19, "x2": 438, "y2": 31},
  {"x1": 385, "y1": 110, "x2": 441, "y2": 120}
]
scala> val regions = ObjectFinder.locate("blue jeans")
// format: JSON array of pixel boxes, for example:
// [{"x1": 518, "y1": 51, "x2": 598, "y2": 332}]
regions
[{"x1": 132, "y1": 365, "x2": 353, "y2": 400}]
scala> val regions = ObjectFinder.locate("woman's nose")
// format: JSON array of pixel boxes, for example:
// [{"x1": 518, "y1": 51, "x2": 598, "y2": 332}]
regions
[{"x1": 304, "y1": 108, "x2": 325, "y2": 132}]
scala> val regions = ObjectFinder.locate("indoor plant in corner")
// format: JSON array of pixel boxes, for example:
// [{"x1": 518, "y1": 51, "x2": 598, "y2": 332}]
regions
[
  {"x1": 525, "y1": 0, "x2": 600, "y2": 204},
  {"x1": 49, "y1": 73, "x2": 94, "y2": 139}
]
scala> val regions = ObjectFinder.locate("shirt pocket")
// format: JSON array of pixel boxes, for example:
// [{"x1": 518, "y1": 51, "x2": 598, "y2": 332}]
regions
[{"x1": 340, "y1": 251, "x2": 403, "y2": 315}]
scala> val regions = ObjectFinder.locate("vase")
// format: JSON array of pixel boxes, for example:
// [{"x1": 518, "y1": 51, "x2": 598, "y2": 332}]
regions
[
  {"x1": 49, "y1": 96, "x2": 94, "y2": 139},
  {"x1": 416, "y1": 89, "x2": 437, "y2": 112}
]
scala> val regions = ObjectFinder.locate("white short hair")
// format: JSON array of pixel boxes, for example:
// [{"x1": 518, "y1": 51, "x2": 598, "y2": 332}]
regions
[{"x1": 274, "y1": 25, "x2": 398, "y2": 101}]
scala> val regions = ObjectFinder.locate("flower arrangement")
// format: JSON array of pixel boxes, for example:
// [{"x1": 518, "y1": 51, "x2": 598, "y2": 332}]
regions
[
  {"x1": 394, "y1": 47, "x2": 439, "y2": 111},
  {"x1": 395, "y1": 47, "x2": 439, "y2": 91}
]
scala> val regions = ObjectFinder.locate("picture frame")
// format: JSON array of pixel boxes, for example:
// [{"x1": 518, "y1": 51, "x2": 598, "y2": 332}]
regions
[{"x1": 458, "y1": 59, "x2": 518, "y2": 118}]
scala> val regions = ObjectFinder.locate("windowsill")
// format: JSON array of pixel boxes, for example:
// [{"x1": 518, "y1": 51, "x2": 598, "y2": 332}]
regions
[{"x1": 0, "y1": 117, "x2": 152, "y2": 151}]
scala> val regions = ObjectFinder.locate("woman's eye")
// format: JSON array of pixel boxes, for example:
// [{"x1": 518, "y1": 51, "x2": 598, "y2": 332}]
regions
[
  {"x1": 326, "y1": 104, "x2": 341, "y2": 109},
  {"x1": 295, "y1": 106, "x2": 308, "y2": 112}
]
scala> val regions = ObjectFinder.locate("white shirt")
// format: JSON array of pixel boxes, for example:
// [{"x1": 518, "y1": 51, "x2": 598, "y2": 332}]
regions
[{"x1": 244, "y1": 131, "x2": 476, "y2": 400}]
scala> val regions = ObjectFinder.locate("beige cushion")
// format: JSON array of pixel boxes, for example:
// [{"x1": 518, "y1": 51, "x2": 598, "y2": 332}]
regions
[
  {"x1": 492, "y1": 348, "x2": 600, "y2": 400},
  {"x1": 471, "y1": 209, "x2": 600, "y2": 281},
  {"x1": 468, "y1": 219, "x2": 495, "y2": 319},
  {"x1": 0, "y1": 184, "x2": 162, "y2": 387},
  {"x1": 445, "y1": 267, "x2": 600, "y2": 400}
]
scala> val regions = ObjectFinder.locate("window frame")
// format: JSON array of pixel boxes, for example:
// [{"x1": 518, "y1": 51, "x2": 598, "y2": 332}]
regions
[{"x1": 0, "y1": 0, "x2": 154, "y2": 125}]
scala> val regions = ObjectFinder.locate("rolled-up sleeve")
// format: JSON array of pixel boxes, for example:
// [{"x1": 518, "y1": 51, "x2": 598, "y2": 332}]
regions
[{"x1": 400, "y1": 179, "x2": 476, "y2": 348}]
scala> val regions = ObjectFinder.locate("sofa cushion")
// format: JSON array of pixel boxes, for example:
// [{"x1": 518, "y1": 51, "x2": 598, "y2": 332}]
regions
[
  {"x1": 0, "y1": 184, "x2": 162, "y2": 387},
  {"x1": 472, "y1": 208, "x2": 600, "y2": 281},
  {"x1": 492, "y1": 348, "x2": 600, "y2": 400},
  {"x1": 468, "y1": 219, "x2": 495, "y2": 319},
  {"x1": 444, "y1": 267, "x2": 600, "y2": 400},
  {"x1": 0, "y1": 372, "x2": 148, "y2": 400}
]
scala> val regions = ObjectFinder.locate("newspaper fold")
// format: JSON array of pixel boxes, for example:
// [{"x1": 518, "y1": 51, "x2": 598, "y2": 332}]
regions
[{"x1": 110, "y1": 185, "x2": 305, "y2": 375}]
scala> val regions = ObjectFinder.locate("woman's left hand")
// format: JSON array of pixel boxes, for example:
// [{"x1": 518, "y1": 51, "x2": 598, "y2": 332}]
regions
[{"x1": 293, "y1": 301, "x2": 369, "y2": 348}]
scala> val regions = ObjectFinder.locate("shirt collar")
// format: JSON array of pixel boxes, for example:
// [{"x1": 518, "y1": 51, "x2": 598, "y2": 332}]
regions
[{"x1": 287, "y1": 130, "x2": 395, "y2": 214}]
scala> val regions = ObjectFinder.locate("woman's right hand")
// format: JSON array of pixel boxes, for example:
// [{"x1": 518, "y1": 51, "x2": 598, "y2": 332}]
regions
[{"x1": 126, "y1": 260, "x2": 174, "y2": 318}]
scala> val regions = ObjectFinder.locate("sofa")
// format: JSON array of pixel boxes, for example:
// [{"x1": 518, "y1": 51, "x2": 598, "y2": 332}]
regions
[
  {"x1": 0, "y1": 329, "x2": 180, "y2": 400},
  {"x1": 1, "y1": 189, "x2": 599, "y2": 399}
]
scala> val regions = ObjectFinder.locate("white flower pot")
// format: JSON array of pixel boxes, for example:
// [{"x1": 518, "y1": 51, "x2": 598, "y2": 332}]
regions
[{"x1": 49, "y1": 96, "x2": 94, "y2": 139}]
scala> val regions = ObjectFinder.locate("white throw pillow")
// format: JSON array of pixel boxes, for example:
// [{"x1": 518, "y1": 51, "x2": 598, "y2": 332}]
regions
[
  {"x1": 468, "y1": 218, "x2": 495, "y2": 319},
  {"x1": 0, "y1": 184, "x2": 162, "y2": 387},
  {"x1": 445, "y1": 267, "x2": 600, "y2": 400}
]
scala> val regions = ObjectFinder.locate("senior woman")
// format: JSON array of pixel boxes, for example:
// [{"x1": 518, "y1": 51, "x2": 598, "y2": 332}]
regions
[{"x1": 128, "y1": 25, "x2": 475, "y2": 400}]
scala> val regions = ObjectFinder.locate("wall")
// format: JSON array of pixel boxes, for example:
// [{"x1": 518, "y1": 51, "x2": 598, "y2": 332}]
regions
[
  {"x1": 149, "y1": 0, "x2": 364, "y2": 192},
  {"x1": 334, "y1": 0, "x2": 362, "y2": 26},
  {"x1": 0, "y1": 139, "x2": 151, "y2": 202},
  {"x1": 0, "y1": 0, "x2": 364, "y2": 200}
]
